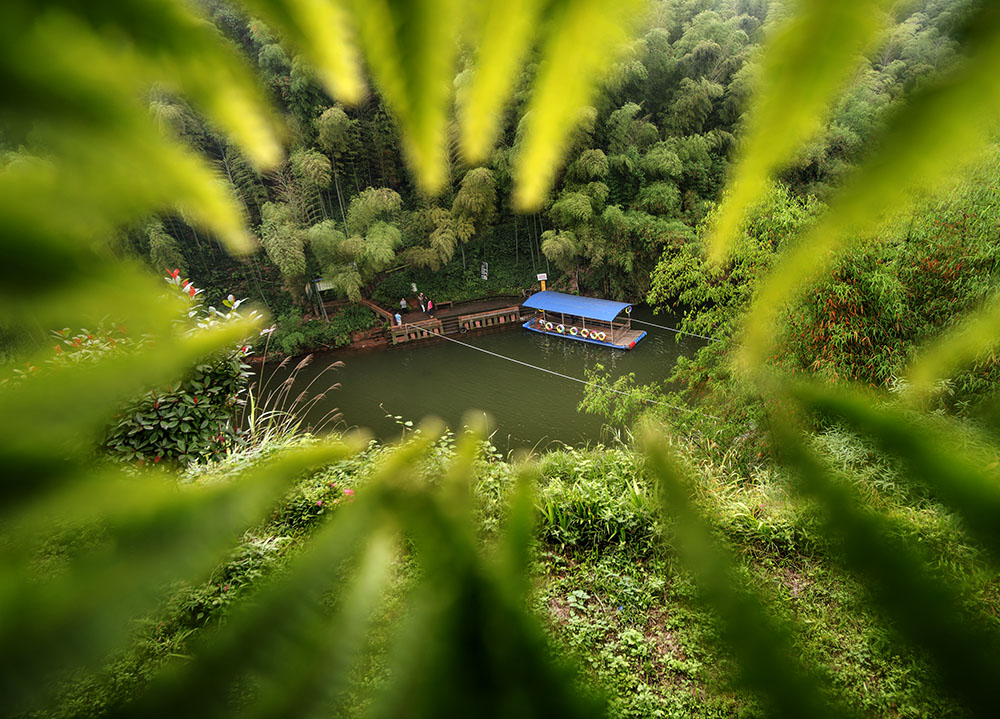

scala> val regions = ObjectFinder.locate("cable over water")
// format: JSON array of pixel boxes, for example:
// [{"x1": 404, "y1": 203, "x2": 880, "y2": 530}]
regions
[
  {"x1": 402, "y1": 323, "x2": 721, "y2": 421},
  {"x1": 628, "y1": 317, "x2": 721, "y2": 343}
]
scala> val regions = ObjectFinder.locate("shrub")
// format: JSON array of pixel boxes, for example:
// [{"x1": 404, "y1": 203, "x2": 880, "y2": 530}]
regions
[
  {"x1": 268, "y1": 305, "x2": 377, "y2": 357},
  {"x1": 42, "y1": 274, "x2": 258, "y2": 465},
  {"x1": 536, "y1": 448, "x2": 659, "y2": 549}
]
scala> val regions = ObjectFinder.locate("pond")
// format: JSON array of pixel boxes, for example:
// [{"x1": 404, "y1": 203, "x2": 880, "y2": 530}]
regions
[{"x1": 255, "y1": 306, "x2": 706, "y2": 451}]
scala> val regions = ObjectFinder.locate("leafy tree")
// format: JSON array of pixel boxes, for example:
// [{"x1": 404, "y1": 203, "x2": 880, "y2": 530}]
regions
[
  {"x1": 309, "y1": 188, "x2": 403, "y2": 301},
  {"x1": 259, "y1": 201, "x2": 307, "y2": 299},
  {"x1": 315, "y1": 104, "x2": 358, "y2": 223}
]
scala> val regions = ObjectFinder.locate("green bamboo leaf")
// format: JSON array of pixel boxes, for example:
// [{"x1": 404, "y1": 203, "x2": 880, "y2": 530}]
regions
[
  {"x1": 512, "y1": 0, "x2": 645, "y2": 210},
  {"x1": 245, "y1": 528, "x2": 397, "y2": 719},
  {"x1": 493, "y1": 465, "x2": 539, "y2": 599},
  {"x1": 0, "y1": 442, "x2": 356, "y2": 717},
  {"x1": 707, "y1": 0, "x2": 891, "y2": 263},
  {"x1": 9, "y1": 38, "x2": 260, "y2": 254},
  {"x1": 906, "y1": 289, "x2": 1000, "y2": 397},
  {"x1": 239, "y1": 0, "x2": 365, "y2": 105},
  {"x1": 0, "y1": 320, "x2": 257, "y2": 500},
  {"x1": 371, "y1": 494, "x2": 604, "y2": 719},
  {"x1": 739, "y1": 1, "x2": 1000, "y2": 368},
  {"x1": 791, "y1": 382, "x2": 1000, "y2": 563},
  {"x1": 11, "y1": 1, "x2": 281, "y2": 167},
  {"x1": 640, "y1": 426, "x2": 847, "y2": 719},
  {"x1": 114, "y1": 436, "x2": 435, "y2": 719},
  {"x1": 772, "y1": 417, "x2": 1000, "y2": 717},
  {"x1": 458, "y1": 0, "x2": 544, "y2": 163},
  {"x1": 347, "y1": 0, "x2": 462, "y2": 194}
]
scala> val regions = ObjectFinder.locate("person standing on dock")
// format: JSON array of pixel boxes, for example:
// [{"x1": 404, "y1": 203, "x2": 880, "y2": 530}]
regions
[
  {"x1": 399, "y1": 297, "x2": 407, "y2": 312},
  {"x1": 427, "y1": 298, "x2": 434, "y2": 316},
  {"x1": 418, "y1": 292, "x2": 426, "y2": 312},
  {"x1": 394, "y1": 312, "x2": 402, "y2": 326}
]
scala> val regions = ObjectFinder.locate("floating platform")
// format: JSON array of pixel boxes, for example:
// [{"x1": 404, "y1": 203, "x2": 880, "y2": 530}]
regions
[{"x1": 520, "y1": 291, "x2": 647, "y2": 351}]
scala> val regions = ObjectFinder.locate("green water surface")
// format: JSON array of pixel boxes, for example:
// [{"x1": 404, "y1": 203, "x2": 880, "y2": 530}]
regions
[{"x1": 257, "y1": 306, "x2": 706, "y2": 451}]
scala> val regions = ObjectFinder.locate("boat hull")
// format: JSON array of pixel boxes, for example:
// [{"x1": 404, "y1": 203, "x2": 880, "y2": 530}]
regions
[{"x1": 523, "y1": 320, "x2": 646, "y2": 350}]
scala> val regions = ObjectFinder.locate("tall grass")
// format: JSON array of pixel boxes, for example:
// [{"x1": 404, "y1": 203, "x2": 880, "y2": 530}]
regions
[{"x1": 240, "y1": 352, "x2": 345, "y2": 451}]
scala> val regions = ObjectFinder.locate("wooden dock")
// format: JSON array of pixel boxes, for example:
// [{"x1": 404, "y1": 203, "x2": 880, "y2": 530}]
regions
[{"x1": 388, "y1": 297, "x2": 525, "y2": 346}]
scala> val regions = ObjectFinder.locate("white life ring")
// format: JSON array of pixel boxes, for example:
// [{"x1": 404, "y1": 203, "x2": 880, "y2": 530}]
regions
[
  {"x1": 596, "y1": 331, "x2": 607, "y2": 341},
  {"x1": 569, "y1": 326, "x2": 579, "y2": 336},
  {"x1": 580, "y1": 328, "x2": 590, "y2": 339},
  {"x1": 544, "y1": 321, "x2": 553, "y2": 331},
  {"x1": 556, "y1": 324, "x2": 565, "y2": 334}
]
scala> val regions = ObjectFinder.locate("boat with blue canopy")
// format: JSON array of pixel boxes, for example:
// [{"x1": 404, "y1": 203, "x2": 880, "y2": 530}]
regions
[{"x1": 520, "y1": 290, "x2": 647, "y2": 350}]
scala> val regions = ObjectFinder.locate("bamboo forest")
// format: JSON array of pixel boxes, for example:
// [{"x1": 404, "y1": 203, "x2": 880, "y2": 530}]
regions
[{"x1": 4, "y1": 1, "x2": 1000, "y2": 717}]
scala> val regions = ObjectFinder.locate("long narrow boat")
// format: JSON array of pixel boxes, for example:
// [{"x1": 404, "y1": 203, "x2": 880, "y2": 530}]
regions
[{"x1": 520, "y1": 290, "x2": 647, "y2": 350}]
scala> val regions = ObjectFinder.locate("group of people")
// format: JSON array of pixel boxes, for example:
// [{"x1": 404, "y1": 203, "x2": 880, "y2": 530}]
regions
[{"x1": 395, "y1": 292, "x2": 436, "y2": 326}]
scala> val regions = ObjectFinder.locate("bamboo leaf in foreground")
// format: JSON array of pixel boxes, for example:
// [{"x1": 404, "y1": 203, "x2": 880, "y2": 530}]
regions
[
  {"x1": 0, "y1": 442, "x2": 356, "y2": 717},
  {"x1": 512, "y1": 0, "x2": 645, "y2": 210},
  {"x1": 791, "y1": 382, "x2": 1000, "y2": 564},
  {"x1": 708, "y1": 0, "x2": 890, "y2": 263},
  {"x1": 239, "y1": 0, "x2": 365, "y2": 105},
  {"x1": 458, "y1": 0, "x2": 544, "y2": 163},
  {"x1": 641, "y1": 427, "x2": 848, "y2": 719},
  {"x1": 348, "y1": 0, "x2": 461, "y2": 195},
  {"x1": 772, "y1": 417, "x2": 1000, "y2": 717},
  {"x1": 905, "y1": 289, "x2": 1000, "y2": 398},
  {"x1": 739, "y1": 0, "x2": 1000, "y2": 369},
  {"x1": 110, "y1": 432, "x2": 436, "y2": 719}
]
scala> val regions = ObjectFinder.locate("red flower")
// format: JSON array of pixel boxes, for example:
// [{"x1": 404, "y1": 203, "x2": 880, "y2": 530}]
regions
[
  {"x1": 170, "y1": 268, "x2": 180, "y2": 278},
  {"x1": 153, "y1": 455, "x2": 161, "y2": 464},
  {"x1": 188, "y1": 285, "x2": 196, "y2": 297}
]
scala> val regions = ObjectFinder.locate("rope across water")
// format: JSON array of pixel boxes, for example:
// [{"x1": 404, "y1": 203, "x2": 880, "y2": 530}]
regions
[
  {"x1": 628, "y1": 317, "x2": 720, "y2": 343},
  {"x1": 401, "y1": 323, "x2": 721, "y2": 421}
]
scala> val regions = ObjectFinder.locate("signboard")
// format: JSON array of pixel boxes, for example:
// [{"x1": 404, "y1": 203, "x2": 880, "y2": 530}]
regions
[
  {"x1": 481, "y1": 261, "x2": 489, "y2": 280},
  {"x1": 536, "y1": 273, "x2": 547, "y2": 281}
]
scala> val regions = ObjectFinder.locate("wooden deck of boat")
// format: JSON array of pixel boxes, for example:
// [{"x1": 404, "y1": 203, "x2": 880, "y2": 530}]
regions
[{"x1": 615, "y1": 329, "x2": 646, "y2": 345}]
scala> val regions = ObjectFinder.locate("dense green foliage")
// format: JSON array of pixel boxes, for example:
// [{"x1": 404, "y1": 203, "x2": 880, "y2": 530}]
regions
[{"x1": 269, "y1": 304, "x2": 378, "y2": 357}]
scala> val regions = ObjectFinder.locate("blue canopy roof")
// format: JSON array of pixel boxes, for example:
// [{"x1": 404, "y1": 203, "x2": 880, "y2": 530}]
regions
[{"x1": 521, "y1": 291, "x2": 631, "y2": 323}]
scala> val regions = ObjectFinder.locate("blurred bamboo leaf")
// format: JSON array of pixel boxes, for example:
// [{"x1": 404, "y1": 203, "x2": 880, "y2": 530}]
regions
[
  {"x1": 906, "y1": 290, "x2": 1000, "y2": 397},
  {"x1": 111, "y1": 433, "x2": 436, "y2": 719},
  {"x1": 641, "y1": 426, "x2": 848, "y2": 719},
  {"x1": 371, "y1": 498, "x2": 604, "y2": 719},
  {"x1": 708, "y1": 0, "x2": 890, "y2": 263},
  {"x1": 0, "y1": 442, "x2": 356, "y2": 717},
  {"x1": 459, "y1": 0, "x2": 544, "y2": 163},
  {"x1": 0, "y1": 320, "x2": 257, "y2": 504},
  {"x1": 239, "y1": 0, "x2": 365, "y2": 105},
  {"x1": 772, "y1": 414, "x2": 1000, "y2": 717},
  {"x1": 512, "y1": 0, "x2": 645, "y2": 210},
  {"x1": 790, "y1": 382, "x2": 1000, "y2": 563},
  {"x1": 740, "y1": 0, "x2": 1000, "y2": 368},
  {"x1": 348, "y1": 0, "x2": 462, "y2": 195}
]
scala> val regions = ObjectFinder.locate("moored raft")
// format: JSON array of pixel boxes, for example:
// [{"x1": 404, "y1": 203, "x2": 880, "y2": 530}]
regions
[{"x1": 520, "y1": 290, "x2": 647, "y2": 350}]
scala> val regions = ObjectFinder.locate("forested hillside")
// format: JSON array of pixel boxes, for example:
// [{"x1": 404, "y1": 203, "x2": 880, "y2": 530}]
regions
[{"x1": 117, "y1": 0, "x2": 971, "y2": 322}]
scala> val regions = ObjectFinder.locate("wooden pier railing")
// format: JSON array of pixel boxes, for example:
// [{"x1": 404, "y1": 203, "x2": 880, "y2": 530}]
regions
[
  {"x1": 390, "y1": 318, "x2": 443, "y2": 345},
  {"x1": 458, "y1": 306, "x2": 521, "y2": 331}
]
